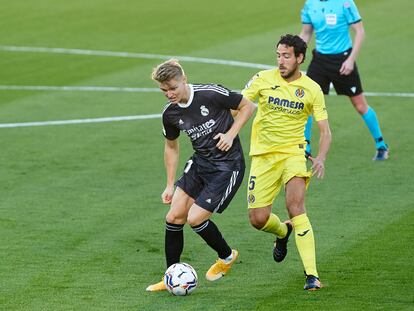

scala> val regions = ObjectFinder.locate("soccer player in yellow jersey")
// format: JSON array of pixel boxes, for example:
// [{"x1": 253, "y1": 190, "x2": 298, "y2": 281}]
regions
[{"x1": 242, "y1": 34, "x2": 332, "y2": 290}]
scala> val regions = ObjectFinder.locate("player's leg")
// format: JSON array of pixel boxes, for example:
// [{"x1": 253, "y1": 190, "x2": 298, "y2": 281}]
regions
[
  {"x1": 146, "y1": 187, "x2": 194, "y2": 292},
  {"x1": 165, "y1": 187, "x2": 194, "y2": 267},
  {"x1": 187, "y1": 204, "x2": 231, "y2": 261},
  {"x1": 249, "y1": 206, "x2": 284, "y2": 235},
  {"x1": 187, "y1": 204, "x2": 237, "y2": 281},
  {"x1": 247, "y1": 153, "x2": 290, "y2": 260},
  {"x1": 188, "y1": 167, "x2": 244, "y2": 281},
  {"x1": 283, "y1": 154, "x2": 320, "y2": 290},
  {"x1": 147, "y1": 157, "x2": 202, "y2": 292},
  {"x1": 285, "y1": 177, "x2": 320, "y2": 290},
  {"x1": 333, "y1": 62, "x2": 388, "y2": 160},
  {"x1": 304, "y1": 116, "x2": 313, "y2": 157},
  {"x1": 349, "y1": 94, "x2": 389, "y2": 160}
]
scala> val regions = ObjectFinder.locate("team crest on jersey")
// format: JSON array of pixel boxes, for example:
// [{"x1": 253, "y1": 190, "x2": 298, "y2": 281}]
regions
[
  {"x1": 248, "y1": 194, "x2": 255, "y2": 204},
  {"x1": 295, "y1": 88, "x2": 305, "y2": 98},
  {"x1": 200, "y1": 105, "x2": 209, "y2": 116}
]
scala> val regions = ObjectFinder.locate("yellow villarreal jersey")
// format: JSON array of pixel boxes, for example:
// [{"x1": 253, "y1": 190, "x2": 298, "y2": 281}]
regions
[{"x1": 242, "y1": 68, "x2": 327, "y2": 156}]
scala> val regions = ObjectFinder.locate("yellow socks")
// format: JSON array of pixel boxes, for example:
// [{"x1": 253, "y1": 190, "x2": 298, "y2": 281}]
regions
[
  {"x1": 260, "y1": 213, "x2": 287, "y2": 238},
  {"x1": 292, "y1": 213, "x2": 318, "y2": 277}
]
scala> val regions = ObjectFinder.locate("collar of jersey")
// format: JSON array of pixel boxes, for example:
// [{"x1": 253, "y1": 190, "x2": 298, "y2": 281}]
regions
[{"x1": 177, "y1": 84, "x2": 194, "y2": 108}]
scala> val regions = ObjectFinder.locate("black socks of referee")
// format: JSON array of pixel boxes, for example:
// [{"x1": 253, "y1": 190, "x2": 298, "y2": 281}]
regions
[
  {"x1": 191, "y1": 220, "x2": 232, "y2": 260},
  {"x1": 165, "y1": 222, "x2": 184, "y2": 268}
]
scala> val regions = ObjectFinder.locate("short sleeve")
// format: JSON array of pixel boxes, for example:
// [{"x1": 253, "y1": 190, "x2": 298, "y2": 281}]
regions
[
  {"x1": 343, "y1": 0, "x2": 361, "y2": 24},
  {"x1": 301, "y1": 1, "x2": 312, "y2": 24},
  {"x1": 210, "y1": 84, "x2": 243, "y2": 110},
  {"x1": 312, "y1": 88, "x2": 328, "y2": 121},
  {"x1": 162, "y1": 112, "x2": 180, "y2": 140},
  {"x1": 241, "y1": 73, "x2": 262, "y2": 102}
]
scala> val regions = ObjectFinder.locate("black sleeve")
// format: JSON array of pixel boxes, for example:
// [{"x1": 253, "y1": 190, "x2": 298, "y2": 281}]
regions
[
  {"x1": 162, "y1": 112, "x2": 180, "y2": 140},
  {"x1": 214, "y1": 84, "x2": 243, "y2": 110}
]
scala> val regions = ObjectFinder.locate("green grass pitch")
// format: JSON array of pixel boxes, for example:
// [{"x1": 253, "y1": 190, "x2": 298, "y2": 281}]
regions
[{"x1": 0, "y1": 0, "x2": 413, "y2": 310}]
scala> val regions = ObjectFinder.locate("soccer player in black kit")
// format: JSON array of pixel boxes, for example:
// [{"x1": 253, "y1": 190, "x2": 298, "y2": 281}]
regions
[{"x1": 146, "y1": 59, "x2": 255, "y2": 292}]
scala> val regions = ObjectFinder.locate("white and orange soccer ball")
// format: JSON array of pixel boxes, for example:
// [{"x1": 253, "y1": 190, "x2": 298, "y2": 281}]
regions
[{"x1": 164, "y1": 262, "x2": 198, "y2": 296}]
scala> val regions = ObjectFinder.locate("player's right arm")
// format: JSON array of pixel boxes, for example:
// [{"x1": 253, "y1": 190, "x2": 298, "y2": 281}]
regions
[
  {"x1": 300, "y1": 24, "x2": 314, "y2": 44},
  {"x1": 300, "y1": 1, "x2": 314, "y2": 44},
  {"x1": 340, "y1": 21, "x2": 365, "y2": 75},
  {"x1": 162, "y1": 138, "x2": 179, "y2": 204}
]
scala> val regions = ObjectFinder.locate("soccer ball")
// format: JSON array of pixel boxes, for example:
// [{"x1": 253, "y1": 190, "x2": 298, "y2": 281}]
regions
[{"x1": 164, "y1": 262, "x2": 198, "y2": 296}]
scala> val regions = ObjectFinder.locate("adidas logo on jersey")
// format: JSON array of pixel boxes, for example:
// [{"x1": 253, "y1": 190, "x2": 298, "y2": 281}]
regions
[
  {"x1": 179, "y1": 119, "x2": 184, "y2": 125},
  {"x1": 206, "y1": 198, "x2": 212, "y2": 204}
]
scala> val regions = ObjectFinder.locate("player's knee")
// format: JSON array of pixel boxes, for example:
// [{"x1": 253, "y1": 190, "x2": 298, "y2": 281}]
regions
[
  {"x1": 350, "y1": 94, "x2": 368, "y2": 114},
  {"x1": 166, "y1": 211, "x2": 186, "y2": 224},
  {"x1": 186, "y1": 215, "x2": 200, "y2": 227},
  {"x1": 287, "y1": 204, "x2": 305, "y2": 218},
  {"x1": 248, "y1": 210, "x2": 268, "y2": 229},
  {"x1": 355, "y1": 104, "x2": 367, "y2": 115}
]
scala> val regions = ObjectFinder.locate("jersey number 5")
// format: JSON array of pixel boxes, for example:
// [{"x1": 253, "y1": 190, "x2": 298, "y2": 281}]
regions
[{"x1": 248, "y1": 176, "x2": 256, "y2": 190}]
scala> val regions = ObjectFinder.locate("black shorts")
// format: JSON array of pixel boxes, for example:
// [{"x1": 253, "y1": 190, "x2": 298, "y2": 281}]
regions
[
  {"x1": 307, "y1": 49, "x2": 363, "y2": 97},
  {"x1": 175, "y1": 157, "x2": 245, "y2": 213}
]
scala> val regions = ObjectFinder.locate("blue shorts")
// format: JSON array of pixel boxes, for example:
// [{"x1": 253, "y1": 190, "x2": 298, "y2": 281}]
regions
[{"x1": 176, "y1": 157, "x2": 245, "y2": 213}]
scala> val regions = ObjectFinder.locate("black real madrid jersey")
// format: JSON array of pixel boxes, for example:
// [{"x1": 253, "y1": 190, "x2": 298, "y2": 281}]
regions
[{"x1": 162, "y1": 83, "x2": 244, "y2": 171}]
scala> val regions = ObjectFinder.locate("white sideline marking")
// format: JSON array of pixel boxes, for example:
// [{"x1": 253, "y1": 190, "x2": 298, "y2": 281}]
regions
[
  {"x1": 364, "y1": 92, "x2": 414, "y2": 98},
  {"x1": 0, "y1": 85, "x2": 159, "y2": 93},
  {"x1": 0, "y1": 45, "x2": 273, "y2": 70},
  {"x1": 0, "y1": 114, "x2": 162, "y2": 128},
  {"x1": 0, "y1": 45, "x2": 412, "y2": 129},
  {"x1": 0, "y1": 85, "x2": 413, "y2": 98}
]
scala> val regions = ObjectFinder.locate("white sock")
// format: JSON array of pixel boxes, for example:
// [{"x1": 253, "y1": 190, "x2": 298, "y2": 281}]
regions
[{"x1": 223, "y1": 251, "x2": 233, "y2": 263}]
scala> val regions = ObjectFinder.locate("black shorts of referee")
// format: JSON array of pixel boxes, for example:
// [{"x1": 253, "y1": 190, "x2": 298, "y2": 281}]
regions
[{"x1": 306, "y1": 48, "x2": 363, "y2": 97}]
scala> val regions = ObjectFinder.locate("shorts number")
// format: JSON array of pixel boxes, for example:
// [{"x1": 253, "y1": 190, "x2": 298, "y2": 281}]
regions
[
  {"x1": 183, "y1": 159, "x2": 193, "y2": 174},
  {"x1": 248, "y1": 176, "x2": 256, "y2": 190}
]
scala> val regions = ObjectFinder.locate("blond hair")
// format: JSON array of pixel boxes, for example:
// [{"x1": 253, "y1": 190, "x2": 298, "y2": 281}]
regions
[{"x1": 151, "y1": 59, "x2": 185, "y2": 83}]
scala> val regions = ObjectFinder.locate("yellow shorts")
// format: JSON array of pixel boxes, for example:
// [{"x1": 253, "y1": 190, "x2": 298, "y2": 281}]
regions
[{"x1": 247, "y1": 152, "x2": 311, "y2": 208}]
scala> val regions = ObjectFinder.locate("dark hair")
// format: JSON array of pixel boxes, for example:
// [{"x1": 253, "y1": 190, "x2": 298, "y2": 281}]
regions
[{"x1": 277, "y1": 34, "x2": 307, "y2": 63}]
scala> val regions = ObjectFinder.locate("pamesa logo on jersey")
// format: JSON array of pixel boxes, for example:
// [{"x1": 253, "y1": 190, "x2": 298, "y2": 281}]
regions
[
  {"x1": 200, "y1": 105, "x2": 209, "y2": 116},
  {"x1": 267, "y1": 96, "x2": 305, "y2": 112}
]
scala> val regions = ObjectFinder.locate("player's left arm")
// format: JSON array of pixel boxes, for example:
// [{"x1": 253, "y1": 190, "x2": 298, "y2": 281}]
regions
[
  {"x1": 340, "y1": 21, "x2": 365, "y2": 75},
  {"x1": 214, "y1": 97, "x2": 256, "y2": 151},
  {"x1": 309, "y1": 119, "x2": 331, "y2": 179},
  {"x1": 309, "y1": 88, "x2": 331, "y2": 178}
]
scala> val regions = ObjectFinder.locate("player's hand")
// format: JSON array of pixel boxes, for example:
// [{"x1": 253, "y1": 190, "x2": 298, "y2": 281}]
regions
[
  {"x1": 214, "y1": 133, "x2": 234, "y2": 152},
  {"x1": 161, "y1": 185, "x2": 174, "y2": 204},
  {"x1": 339, "y1": 58, "x2": 355, "y2": 75},
  {"x1": 309, "y1": 156, "x2": 325, "y2": 179}
]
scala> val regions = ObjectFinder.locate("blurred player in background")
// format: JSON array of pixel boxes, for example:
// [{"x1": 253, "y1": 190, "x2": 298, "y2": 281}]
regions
[
  {"x1": 242, "y1": 34, "x2": 331, "y2": 290},
  {"x1": 300, "y1": 0, "x2": 388, "y2": 161},
  {"x1": 146, "y1": 59, "x2": 255, "y2": 292}
]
